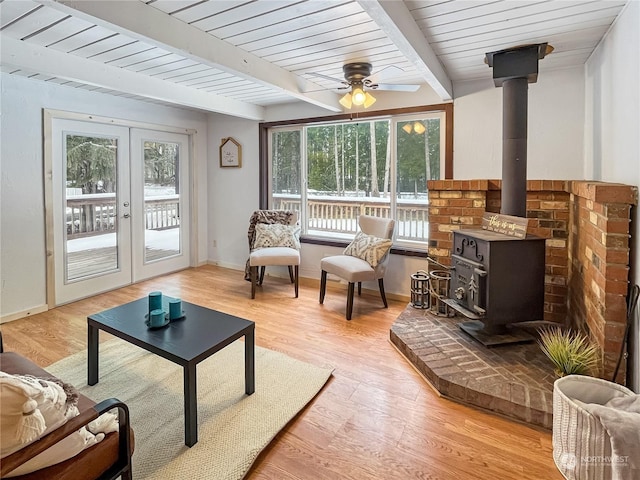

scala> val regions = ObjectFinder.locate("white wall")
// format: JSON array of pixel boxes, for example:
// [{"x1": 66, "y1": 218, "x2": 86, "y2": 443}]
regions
[
  {"x1": 0, "y1": 74, "x2": 209, "y2": 319},
  {"x1": 207, "y1": 114, "x2": 260, "y2": 270},
  {"x1": 453, "y1": 66, "x2": 586, "y2": 180},
  {"x1": 584, "y1": 0, "x2": 640, "y2": 391}
]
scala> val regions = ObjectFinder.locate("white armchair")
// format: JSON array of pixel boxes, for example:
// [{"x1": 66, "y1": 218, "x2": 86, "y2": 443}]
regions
[{"x1": 319, "y1": 215, "x2": 395, "y2": 320}]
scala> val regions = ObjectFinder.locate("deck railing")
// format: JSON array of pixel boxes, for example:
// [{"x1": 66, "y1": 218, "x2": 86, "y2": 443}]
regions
[
  {"x1": 274, "y1": 194, "x2": 429, "y2": 242},
  {"x1": 66, "y1": 193, "x2": 428, "y2": 242},
  {"x1": 144, "y1": 196, "x2": 180, "y2": 231},
  {"x1": 66, "y1": 193, "x2": 180, "y2": 238},
  {"x1": 66, "y1": 193, "x2": 116, "y2": 238}
]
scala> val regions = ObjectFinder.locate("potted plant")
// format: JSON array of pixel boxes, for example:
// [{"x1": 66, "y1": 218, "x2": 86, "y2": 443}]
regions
[{"x1": 538, "y1": 326, "x2": 601, "y2": 377}]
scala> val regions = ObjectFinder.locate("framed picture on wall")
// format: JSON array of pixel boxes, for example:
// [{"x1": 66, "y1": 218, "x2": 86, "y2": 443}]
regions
[{"x1": 219, "y1": 137, "x2": 242, "y2": 168}]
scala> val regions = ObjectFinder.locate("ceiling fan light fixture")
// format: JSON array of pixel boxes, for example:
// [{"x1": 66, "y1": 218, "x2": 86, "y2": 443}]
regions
[
  {"x1": 351, "y1": 86, "x2": 366, "y2": 106},
  {"x1": 339, "y1": 92, "x2": 353, "y2": 109},
  {"x1": 402, "y1": 123, "x2": 412, "y2": 134},
  {"x1": 340, "y1": 86, "x2": 376, "y2": 109},
  {"x1": 363, "y1": 91, "x2": 376, "y2": 108}
]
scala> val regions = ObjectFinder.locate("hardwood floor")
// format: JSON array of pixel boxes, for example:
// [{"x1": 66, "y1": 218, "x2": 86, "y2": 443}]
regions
[{"x1": 0, "y1": 265, "x2": 562, "y2": 480}]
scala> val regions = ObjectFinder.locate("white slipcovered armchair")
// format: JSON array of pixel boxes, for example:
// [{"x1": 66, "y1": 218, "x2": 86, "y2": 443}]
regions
[{"x1": 319, "y1": 215, "x2": 395, "y2": 320}]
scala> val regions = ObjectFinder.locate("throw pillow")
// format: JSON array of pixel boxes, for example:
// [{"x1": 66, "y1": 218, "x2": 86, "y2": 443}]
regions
[
  {"x1": 253, "y1": 223, "x2": 300, "y2": 250},
  {"x1": 1, "y1": 372, "x2": 79, "y2": 458},
  {"x1": 344, "y1": 231, "x2": 392, "y2": 267},
  {"x1": 0, "y1": 373, "x2": 47, "y2": 457},
  {"x1": 0, "y1": 371, "x2": 118, "y2": 477}
]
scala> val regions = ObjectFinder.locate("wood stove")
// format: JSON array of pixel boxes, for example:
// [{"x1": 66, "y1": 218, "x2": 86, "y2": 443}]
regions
[{"x1": 444, "y1": 229, "x2": 545, "y2": 345}]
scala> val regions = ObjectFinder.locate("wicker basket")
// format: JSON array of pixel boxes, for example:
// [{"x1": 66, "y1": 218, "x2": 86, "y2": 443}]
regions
[{"x1": 552, "y1": 375, "x2": 634, "y2": 480}]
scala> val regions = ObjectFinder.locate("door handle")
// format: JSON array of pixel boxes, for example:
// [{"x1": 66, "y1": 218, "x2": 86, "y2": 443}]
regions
[{"x1": 123, "y1": 213, "x2": 130, "y2": 219}]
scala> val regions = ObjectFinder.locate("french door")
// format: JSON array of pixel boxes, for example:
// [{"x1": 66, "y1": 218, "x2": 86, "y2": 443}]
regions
[
  {"x1": 130, "y1": 129, "x2": 190, "y2": 281},
  {"x1": 49, "y1": 118, "x2": 190, "y2": 306}
]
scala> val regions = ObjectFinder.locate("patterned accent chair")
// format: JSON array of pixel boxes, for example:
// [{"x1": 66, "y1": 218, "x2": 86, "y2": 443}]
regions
[
  {"x1": 248, "y1": 210, "x2": 300, "y2": 299},
  {"x1": 320, "y1": 215, "x2": 395, "y2": 320}
]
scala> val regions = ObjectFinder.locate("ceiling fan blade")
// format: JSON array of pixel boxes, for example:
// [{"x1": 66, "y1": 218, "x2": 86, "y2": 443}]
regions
[
  {"x1": 301, "y1": 84, "x2": 350, "y2": 94},
  {"x1": 305, "y1": 71, "x2": 347, "y2": 84},
  {"x1": 372, "y1": 83, "x2": 421, "y2": 92},
  {"x1": 366, "y1": 65, "x2": 404, "y2": 84},
  {"x1": 300, "y1": 71, "x2": 350, "y2": 93}
]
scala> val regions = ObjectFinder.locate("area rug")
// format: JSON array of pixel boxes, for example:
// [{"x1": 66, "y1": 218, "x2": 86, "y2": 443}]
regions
[{"x1": 46, "y1": 339, "x2": 333, "y2": 479}]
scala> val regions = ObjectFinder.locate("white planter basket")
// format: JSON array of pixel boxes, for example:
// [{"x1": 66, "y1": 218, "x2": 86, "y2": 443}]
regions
[{"x1": 552, "y1": 375, "x2": 634, "y2": 480}]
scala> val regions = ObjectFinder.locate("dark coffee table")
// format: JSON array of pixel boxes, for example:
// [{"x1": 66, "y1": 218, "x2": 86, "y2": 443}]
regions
[{"x1": 87, "y1": 298, "x2": 255, "y2": 447}]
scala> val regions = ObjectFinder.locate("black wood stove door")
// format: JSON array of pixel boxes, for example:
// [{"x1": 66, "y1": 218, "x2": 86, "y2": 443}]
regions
[{"x1": 450, "y1": 254, "x2": 487, "y2": 315}]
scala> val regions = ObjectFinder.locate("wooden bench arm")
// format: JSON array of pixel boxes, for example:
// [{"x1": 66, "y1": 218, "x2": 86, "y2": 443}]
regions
[
  {"x1": 0, "y1": 398, "x2": 131, "y2": 479},
  {"x1": 92, "y1": 399, "x2": 132, "y2": 480}
]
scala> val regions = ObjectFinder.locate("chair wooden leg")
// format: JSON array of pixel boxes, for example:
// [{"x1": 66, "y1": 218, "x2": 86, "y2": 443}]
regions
[
  {"x1": 294, "y1": 265, "x2": 299, "y2": 298},
  {"x1": 357, "y1": 282, "x2": 362, "y2": 296},
  {"x1": 259, "y1": 266, "x2": 265, "y2": 285},
  {"x1": 250, "y1": 266, "x2": 257, "y2": 299},
  {"x1": 319, "y1": 271, "x2": 327, "y2": 304},
  {"x1": 378, "y1": 278, "x2": 388, "y2": 308},
  {"x1": 346, "y1": 282, "x2": 355, "y2": 320},
  {"x1": 288, "y1": 265, "x2": 295, "y2": 283}
]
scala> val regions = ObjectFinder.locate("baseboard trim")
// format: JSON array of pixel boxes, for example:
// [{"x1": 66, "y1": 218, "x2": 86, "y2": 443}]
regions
[
  {"x1": 204, "y1": 262, "x2": 410, "y2": 302},
  {"x1": 1, "y1": 305, "x2": 49, "y2": 324},
  {"x1": 207, "y1": 260, "x2": 245, "y2": 270}
]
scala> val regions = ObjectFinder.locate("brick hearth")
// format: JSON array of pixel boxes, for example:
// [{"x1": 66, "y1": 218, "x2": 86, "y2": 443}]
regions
[{"x1": 391, "y1": 306, "x2": 556, "y2": 429}]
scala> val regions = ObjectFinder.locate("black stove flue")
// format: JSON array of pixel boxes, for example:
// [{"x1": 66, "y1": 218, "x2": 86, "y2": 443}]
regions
[
  {"x1": 501, "y1": 77, "x2": 528, "y2": 217},
  {"x1": 486, "y1": 43, "x2": 551, "y2": 216}
]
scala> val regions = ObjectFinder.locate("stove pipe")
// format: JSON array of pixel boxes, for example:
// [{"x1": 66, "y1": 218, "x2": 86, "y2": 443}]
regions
[
  {"x1": 502, "y1": 78, "x2": 528, "y2": 217},
  {"x1": 485, "y1": 44, "x2": 552, "y2": 217}
]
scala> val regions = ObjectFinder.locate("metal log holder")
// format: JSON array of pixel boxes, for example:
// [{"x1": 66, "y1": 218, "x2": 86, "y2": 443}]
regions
[
  {"x1": 423, "y1": 257, "x2": 455, "y2": 317},
  {"x1": 428, "y1": 270, "x2": 455, "y2": 317},
  {"x1": 410, "y1": 271, "x2": 430, "y2": 309}
]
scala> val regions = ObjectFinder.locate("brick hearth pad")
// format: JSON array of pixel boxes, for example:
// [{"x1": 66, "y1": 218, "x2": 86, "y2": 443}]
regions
[{"x1": 390, "y1": 305, "x2": 556, "y2": 429}]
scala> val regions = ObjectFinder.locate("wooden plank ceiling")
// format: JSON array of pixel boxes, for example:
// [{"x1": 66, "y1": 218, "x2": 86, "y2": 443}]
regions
[{"x1": 0, "y1": 0, "x2": 628, "y2": 119}]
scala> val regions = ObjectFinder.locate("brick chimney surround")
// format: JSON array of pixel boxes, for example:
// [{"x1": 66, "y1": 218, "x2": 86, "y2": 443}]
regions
[{"x1": 425, "y1": 179, "x2": 638, "y2": 383}]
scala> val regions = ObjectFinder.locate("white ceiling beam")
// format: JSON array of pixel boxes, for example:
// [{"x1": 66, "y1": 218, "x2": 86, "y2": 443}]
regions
[
  {"x1": 356, "y1": 0, "x2": 453, "y2": 101},
  {"x1": 38, "y1": 0, "x2": 342, "y2": 112},
  {"x1": 1, "y1": 36, "x2": 266, "y2": 120}
]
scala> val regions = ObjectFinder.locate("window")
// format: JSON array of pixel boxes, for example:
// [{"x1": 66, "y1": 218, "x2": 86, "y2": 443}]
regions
[{"x1": 260, "y1": 104, "x2": 452, "y2": 251}]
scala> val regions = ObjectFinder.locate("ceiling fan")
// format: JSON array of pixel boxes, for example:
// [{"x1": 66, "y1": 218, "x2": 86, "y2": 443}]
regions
[{"x1": 307, "y1": 62, "x2": 421, "y2": 109}]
